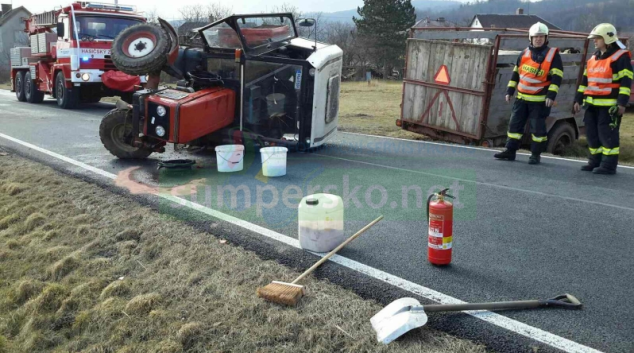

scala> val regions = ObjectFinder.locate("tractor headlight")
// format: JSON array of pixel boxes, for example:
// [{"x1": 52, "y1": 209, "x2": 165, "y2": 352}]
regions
[
  {"x1": 81, "y1": 73, "x2": 91, "y2": 81},
  {"x1": 309, "y1": 68, "x2": 316, "y2": 76},
  {"x1": 155, "y1": 125, "x2": 166, "y2": 137},
  {"x1": 156, "y1": 105, "x2": 166, "y2": 117}
]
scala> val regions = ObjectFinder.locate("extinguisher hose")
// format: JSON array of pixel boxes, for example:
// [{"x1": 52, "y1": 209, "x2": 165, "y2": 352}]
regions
[{"x1": 426, "y1": 194, "x2": 435, "y2": 221}]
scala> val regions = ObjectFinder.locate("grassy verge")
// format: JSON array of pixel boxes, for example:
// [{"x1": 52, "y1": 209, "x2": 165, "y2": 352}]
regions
[
  {"x1": 0, "y1": 152, "x2": 486, "y2": 352},
  {"x1": 338, "y1": 80, "x2": 428, "y2": 140},
  {"x1": 339, "y1": 80, "x2": 634, "y2": 165},
  {"x1": 0, "y1": 82, "x2": 11, "y2": 90}
]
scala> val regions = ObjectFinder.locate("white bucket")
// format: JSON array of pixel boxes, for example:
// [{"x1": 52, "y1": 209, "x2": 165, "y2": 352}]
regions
[
  {"x1": 260, "y1": 146, "x2": 288, "y2": 177},
  {"x1": 215, "y1": 145, "x2": 244, "y2": 172}
]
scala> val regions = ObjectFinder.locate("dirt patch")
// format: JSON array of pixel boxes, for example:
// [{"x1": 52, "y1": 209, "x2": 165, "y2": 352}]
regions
[{"x1": 0, "y1": 153, "x2": 487, "y2": 352}]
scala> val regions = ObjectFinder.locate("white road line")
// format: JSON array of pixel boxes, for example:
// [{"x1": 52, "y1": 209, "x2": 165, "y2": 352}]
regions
[
  {"x1": 339, "y1": 131, "x2": 634, "y2": 170},
  {"x1": 0, "y1": 132, "x2": 603, "y2": 353},
  {"x1": 315, "y1": 153, "x2": 634, "y2": 213}
]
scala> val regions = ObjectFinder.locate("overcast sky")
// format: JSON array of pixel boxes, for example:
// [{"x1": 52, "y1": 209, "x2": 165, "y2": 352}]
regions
[{"x1": 10, "y1": 0, "x2": 539, "y2": 21}]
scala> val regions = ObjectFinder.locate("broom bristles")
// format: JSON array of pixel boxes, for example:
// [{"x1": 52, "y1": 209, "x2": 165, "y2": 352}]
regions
[{"x1": 256, "y1": 281, "x2": 305, "y2": 306}]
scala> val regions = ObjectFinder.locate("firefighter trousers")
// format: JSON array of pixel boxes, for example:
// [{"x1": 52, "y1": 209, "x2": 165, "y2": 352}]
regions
[
  {"x1": 505, "y1": 99, "x2": 550, "y2": 154},
  {"x1": 584, "y1": 105, "x2": 620, "y2": 170}
]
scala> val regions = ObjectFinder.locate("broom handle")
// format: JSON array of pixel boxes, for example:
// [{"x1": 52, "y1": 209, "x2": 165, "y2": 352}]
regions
[{"x1": 292, "y1": 215, "x2": 384, "y2": 284}]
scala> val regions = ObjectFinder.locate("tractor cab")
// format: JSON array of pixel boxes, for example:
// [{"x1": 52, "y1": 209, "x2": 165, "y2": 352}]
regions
[{"x1": 194, "y1": 14, "x2": 343, "y2": 150}]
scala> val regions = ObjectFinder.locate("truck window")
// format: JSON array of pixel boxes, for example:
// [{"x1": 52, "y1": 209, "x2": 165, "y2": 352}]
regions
[{"x1": 74, "y1": 16, "x2": 143, "y2": 40}]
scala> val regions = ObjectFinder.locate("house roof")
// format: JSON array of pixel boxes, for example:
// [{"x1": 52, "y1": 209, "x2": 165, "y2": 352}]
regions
[
  {"x1": 177, "y1": 21, "x2": 208, "y2": 36},
  {"x1": 472, "y1": 14, "x2": 561, "y2": 30},
  {"x1": 0, "y1": 6, "x2": 31, "y2": 27},
  {"x1": 413, "y1": 18, "x2": 456, "y2": 28}
]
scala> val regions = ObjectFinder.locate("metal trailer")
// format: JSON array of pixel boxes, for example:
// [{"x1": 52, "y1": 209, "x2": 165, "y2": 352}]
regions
[{"x1": 396, "y1": 27, "x2": 608, "y2": 154}]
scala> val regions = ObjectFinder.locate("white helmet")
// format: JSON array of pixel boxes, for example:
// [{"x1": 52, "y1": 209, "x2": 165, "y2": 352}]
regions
[{"x1": 529, "y1": 22, "x2": 549, "y2": 43}]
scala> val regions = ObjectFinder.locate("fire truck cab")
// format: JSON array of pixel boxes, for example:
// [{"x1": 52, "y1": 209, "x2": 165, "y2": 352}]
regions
[{"x1": 10, "y1": 1, "x2": 147, "y2": 109}]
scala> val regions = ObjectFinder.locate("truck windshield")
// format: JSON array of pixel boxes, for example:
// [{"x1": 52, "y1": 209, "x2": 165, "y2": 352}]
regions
[{"x1": 74, "y1": 16, "x2": 143, "y2": 40}]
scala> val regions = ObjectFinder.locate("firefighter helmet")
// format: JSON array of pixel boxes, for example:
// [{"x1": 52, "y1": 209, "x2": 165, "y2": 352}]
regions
[
  {"x1": 529, "y1": 22, "x2": 549, "y2": 39},
  {"x1": 588, "y1": 23, "x2": 618, "y2": 44}
]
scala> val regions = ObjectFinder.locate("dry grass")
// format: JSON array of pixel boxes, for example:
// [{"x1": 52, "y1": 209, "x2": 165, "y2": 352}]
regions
[
  {"x1": 0, "y1": 82, "x2": 10, "y2": 90},
  {"x1": 339, "y1": 80, "x2": 428, "y2": 140},
  {"x1": 0, "y1": 153, "x2": 487, "y2": 352}
]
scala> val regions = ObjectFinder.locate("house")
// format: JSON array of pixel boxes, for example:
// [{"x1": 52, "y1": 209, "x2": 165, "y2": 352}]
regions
[
  {"x1": 470, "y1": 8, "x2": 561, "y2": 31},
  {"x1": 0, "y1": 4, "x2": 31, "y2": 65},
  {"x1": 413, "y1": 17, "x2": 456, "y2": 28}
]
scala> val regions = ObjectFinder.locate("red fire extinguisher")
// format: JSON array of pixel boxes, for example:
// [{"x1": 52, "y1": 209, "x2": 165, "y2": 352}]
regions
[{"x1": 427, "y1": 188, "x2": 454, "y2": 265}]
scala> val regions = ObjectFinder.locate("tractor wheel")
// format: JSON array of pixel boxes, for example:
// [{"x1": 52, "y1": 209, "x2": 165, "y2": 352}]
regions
[
  {"x1": 56, "y1": 72, "x2": 79, "y2": 109},
  {"x1": 111, "y1": 23, "x2": 171, "y2": 76},
  {"x1": 24, "y1": 73, "x2": 44, "y2": 103},
  {"x1": 15, "y1": 71, "x2": 26, "y2": 102},
  {"x1": 547, "y1": 121, "x2": 576, "y2": 155},
  {"x1": 100, "y1": 108, "x2": 152, "y2": 159}
]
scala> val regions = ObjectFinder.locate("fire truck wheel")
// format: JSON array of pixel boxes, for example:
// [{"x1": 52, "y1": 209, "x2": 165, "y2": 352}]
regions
[
  {"x1": 15, "y1": 71, "x2": 26, "y2": 102},
  {"x1": 24, "y1": 73, "x2": 44, "y2": 104},
  {"x1": 56, "y1": 72, "x2": 79, "y2": 109},
  {"x1": 100, "y1": 108, "x2": 152, "y2": 159},
  {"x1": 111, "y1": 23, "x2": 171, "y2": 76}
]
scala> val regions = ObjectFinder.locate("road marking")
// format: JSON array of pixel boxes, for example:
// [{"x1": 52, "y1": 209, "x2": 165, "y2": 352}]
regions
[
  {"x1": 314, "y1": 153, "x2": 634, "y2": 213},
  {"x1": 0, "y1": 132, "x2": 603, "y2": 353},
  {"x1": 339, "y1": 131, "x2": 634, "y2": 170}
]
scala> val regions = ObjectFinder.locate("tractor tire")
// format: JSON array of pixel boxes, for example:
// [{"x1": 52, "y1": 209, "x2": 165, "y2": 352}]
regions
[
  {"x1": 111, "y1": 23, "x2": 171, "y2": 76},
  {"x1": 24, "y1": 73, "x2": 44, "y2": 103},
  {"x1": 100, "y1": 108, "x2": 152, "y2": 159},
  {"x1": 56, "y1": 72, "x2": 79, "y2": 109},
  {"x1": 547, "y1": 121, "x2": 576, "y2": 155},
  {"x1": 15, "y1": 71, "x2": 26, "y2": 102}
]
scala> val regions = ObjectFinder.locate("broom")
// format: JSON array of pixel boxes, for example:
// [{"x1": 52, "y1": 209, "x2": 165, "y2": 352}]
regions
[{"x1": 257, "y1": 215, "x2": 384, "y2": 306}]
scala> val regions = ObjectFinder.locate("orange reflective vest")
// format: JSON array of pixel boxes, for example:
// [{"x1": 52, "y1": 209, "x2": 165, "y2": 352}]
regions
[
  {"x1": 584, "y1": 49, "x2": 631, "y2": 96},
  {"x1": 517, "y1": 47, "x2": 558, "y2": 95}
]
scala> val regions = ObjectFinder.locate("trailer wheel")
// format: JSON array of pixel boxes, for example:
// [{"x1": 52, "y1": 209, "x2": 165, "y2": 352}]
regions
[
  {"x1": 100, "y1": 108, "x2": 152, "y2": 159},
  {"x1": 111, "y1": 23, "x2": 171, "y2": 76},
  {"x1": 56, "y1": 72, "x2": 79, "y2": 109},
  {"x1": 15, "y1": 71, "x2": 26, "y2": 102},
  {"x1": 24, "y1": 74, "x2": 44, "y2": 103},
  {"x1": 546, "y1": 122, "x2": 576, "y2": 155}
]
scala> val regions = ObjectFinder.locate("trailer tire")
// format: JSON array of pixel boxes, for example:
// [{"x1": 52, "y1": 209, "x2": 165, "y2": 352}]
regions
[
  {"x1": 24, "y1": 74, "x2": 44, "y2": 103},
  {"x1": 100, "y1": 108, "x2": 152, "y2": 159},
  {"x1": 15, "y1": 71, "x2": 26, "y2": 102},
  {"x1": 111, "y1": 23, "x2": 171, "y2": 76},
  {"x1": 56, "y1": 72, "x2": 79, "y2": 109},
  {"x1": 546, "y1": 121, "x2": 576, "y2": 155}
]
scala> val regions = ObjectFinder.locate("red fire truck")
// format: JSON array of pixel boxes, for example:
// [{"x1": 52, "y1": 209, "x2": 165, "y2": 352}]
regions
[{"x1": 10, "y1": 1, "x2": 147, "y2": 109}]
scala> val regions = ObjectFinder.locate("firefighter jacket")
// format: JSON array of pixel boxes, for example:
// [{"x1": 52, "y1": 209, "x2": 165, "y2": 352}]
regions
[
  {"x1": 506, "y1": 45, "x2": 564, "y2": 103},
  {"x1": 574, "y1": 47, "x2": 633, "y2": 107}
]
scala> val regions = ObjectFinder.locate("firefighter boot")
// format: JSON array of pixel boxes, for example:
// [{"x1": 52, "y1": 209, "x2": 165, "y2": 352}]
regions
[
  {"x1": 494, "y1": 149, "x2": 516, "y2": 161},
  {"x1": 581, "y1": 154, "x2": 602, "y2": 171},
  {"x1": 528, "y1": 154, "x2": 541, "y2": 165}
]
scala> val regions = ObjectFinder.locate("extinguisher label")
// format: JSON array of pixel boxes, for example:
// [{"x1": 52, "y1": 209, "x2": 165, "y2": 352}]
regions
[
  {"x1": 428, "y1": 236, "x2": 453, "y2": 250},
  {"x1": 429, "y1": 215, "x2": 444, "y2": 238}
]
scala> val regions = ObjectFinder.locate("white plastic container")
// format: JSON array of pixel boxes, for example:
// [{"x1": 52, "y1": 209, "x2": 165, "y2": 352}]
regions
[
  {"x1": 260, "y1": 146, "x2": 288, "y2": 177},
  {"x1": 298, "y1": 193, "x2": 345, "y2": 253},
  {"x1": 215, "y1": 144, "x2": 244, "y2": 172}
]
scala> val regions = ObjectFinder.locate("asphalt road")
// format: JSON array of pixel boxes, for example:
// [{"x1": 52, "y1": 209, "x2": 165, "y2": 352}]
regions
[{"x1": 1, "y1": 90, "x2": 633, "y2": 353}]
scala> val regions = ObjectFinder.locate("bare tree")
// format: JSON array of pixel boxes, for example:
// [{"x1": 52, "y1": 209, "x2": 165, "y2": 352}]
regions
[
  {"x1": 144, "y1": 7, "x2": 160, "y2": 24},
  {"x1": 178, "y1": 3, "x2": 231, "y2": 24}
]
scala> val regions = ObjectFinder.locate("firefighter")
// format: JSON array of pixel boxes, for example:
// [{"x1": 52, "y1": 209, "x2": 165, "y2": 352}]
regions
[
  {"x1": 494, "y1": 22, "x2": 564, "y2": 164},
  {"x1": 573, "y1": 23, "x2": 632, "y2": 175}
]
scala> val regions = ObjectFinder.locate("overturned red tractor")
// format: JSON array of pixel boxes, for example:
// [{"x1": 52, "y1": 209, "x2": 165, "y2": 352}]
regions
[{"x1": 100, "y1": 14, "x2": 343, "y2": 159}]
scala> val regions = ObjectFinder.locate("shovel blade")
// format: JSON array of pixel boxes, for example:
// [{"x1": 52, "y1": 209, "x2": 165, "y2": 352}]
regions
[
  {"x1": 371, "y1": 297, "x2": 421, "y2": 330},
  {"x1": 374, "y1": 310, "x2": 429, "y2": 344}
]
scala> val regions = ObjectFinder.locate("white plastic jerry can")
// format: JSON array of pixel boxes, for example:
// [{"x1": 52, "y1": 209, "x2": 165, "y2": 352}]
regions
[{"x1": 298, "y1": 193, "x2": 345, "y2": 253}]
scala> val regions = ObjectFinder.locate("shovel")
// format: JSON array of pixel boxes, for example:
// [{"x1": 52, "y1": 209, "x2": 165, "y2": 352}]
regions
[{"x1": 371, "y1": 293, "x2": 582, "y2": 344}]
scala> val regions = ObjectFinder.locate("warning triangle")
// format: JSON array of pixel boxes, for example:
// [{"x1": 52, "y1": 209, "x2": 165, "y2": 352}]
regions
[{"x1": 434, "y1": 65, "x2": 451, "y2": 85}]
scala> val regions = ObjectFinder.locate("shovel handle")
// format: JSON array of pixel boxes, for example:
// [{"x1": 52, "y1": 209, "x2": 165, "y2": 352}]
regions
[
  {"x1": 291, "y1": 215, "x2": 383, "y2": 284},
  {"x1": 423, "y1": 294, "x2": 582, "y2": 313}
]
